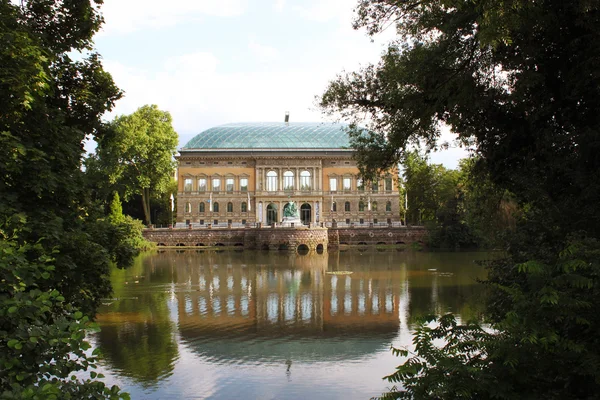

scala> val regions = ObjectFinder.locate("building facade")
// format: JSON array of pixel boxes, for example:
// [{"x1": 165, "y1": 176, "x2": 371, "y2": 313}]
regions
[{"x1": 176, "y1": 122, "x2": 401, "y2": 227}]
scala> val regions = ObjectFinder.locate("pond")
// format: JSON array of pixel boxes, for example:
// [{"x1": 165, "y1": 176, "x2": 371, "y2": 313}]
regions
[{"x1": 93, "y1": 249, "x2": 492, "y2": 399}]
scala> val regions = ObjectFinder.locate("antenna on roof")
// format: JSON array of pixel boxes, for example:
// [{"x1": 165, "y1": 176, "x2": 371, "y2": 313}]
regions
[{"x1": 284, "y1": 111, "x2": 290, "y2": 126}]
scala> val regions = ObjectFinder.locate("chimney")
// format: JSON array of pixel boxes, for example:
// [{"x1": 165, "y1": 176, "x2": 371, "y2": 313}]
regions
[{"x1": 284, "y1": 111, "x2": 290, "y2": 126}]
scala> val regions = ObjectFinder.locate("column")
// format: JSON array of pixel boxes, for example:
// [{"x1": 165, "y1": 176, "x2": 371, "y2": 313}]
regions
[
  {"x1": 295, "y1": 167, "x2": 299, "y2": 191},
  {"x1": 278, "y1": 167, "x2": 283, "y2": 192},
  {"x1": 318, "y1": 168, "x2": 323, "y2": 192}
]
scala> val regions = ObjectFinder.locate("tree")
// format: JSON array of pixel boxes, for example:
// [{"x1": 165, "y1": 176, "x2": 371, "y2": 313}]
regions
[
  {"x1": 0, "y1": 0, "x2": 130, "y2": 397},
  {"x1": 320, "y1": 0, "x2": 600, "y2": 398},
  {"x1": 93, "y1": 105, "x2": 178, "y2": 225}
]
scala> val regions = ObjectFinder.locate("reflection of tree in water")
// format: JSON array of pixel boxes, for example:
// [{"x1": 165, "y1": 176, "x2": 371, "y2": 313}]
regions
[{"x1": 96, "y1": 256, "x2": 178, "y2": 387}]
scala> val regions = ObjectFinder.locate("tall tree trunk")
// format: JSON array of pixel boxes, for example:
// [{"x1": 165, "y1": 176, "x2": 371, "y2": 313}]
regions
[{"x1": 141, "y1": 187, "x2": 151, "y2": 225}]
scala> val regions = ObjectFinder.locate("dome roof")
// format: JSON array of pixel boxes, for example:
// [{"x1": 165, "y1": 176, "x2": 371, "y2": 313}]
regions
[{"x1": 182, "y1": 122, "x2": 352, "y2": 150}]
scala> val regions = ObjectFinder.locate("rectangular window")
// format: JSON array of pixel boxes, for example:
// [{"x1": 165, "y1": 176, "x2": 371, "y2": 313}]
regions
[
  {"x1": 283, "y1": 172, "x2": 294, "y2": 190},
  {"x1": 343, "y1": 177, "x2": 351, "y2": 191},
  {"x1": 212, "y1": 178, "x2": 221, "y2": 192},
  {"x1": 198, "y1": 178, "x2": 207, "y2": 192},
  {"x1": 200, "y1": 220, "x2": 204, "y2": 225},
  {"x1": 226, "y1": 178, "x2": 234, "y2": 192},
  {"x1": 240, "y1": 178, "x2": 248, "y2": 192},
  {"x1": 300, "y1": 175, "x2": 311, "y2": 190},
  {"x1": 345, "y1": 218, "x2": 350, "y2": 225},
  {"x1": 228, "y1": 219, "x2": 232, "y2": 224},
  {"x1": 184, "y1": 178, "x2": 193, "y2": 192},
  {"x1": 214, "y1": 219, "x2": 218, "y2": 225},
  {"x1": 372, "y1": 180, "x2": 379, "y2": 193},
  {"x1": 385, "y1": 177, "x2": 393, "y2": 192},
  {"x1": 242, "y1": 219, "x2": 247, "y2": 225},
  {"x1": 360, "y1": 218, "x2": 364, "y2": 225},
  {"x1": 374, "y1": 218, "x2": 378, "y2": 224},
  {"x1": 357, "y1": 178, "x2": 364, "y2": 192},
  {"x1": 329, "y1": 178, "x2": 337, "y2": 192}
]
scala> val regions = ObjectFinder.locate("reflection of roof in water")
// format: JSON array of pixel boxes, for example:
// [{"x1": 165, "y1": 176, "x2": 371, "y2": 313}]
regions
[{"x1": 178, "y1": 324, "x2": 398, "y2": 364}]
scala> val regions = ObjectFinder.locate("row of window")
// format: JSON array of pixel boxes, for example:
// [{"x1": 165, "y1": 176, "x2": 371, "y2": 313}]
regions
[
  {"x1": 329, "y1": 177, "x2": 393, "y2": 193},
  {"x1": 183, "y1": 173, "x2": 394, "y2": 193},
  {"x1": 331, "y1": 201, "x2": 393, "y2": 212},
  {"x1": 184, "y1": 177, "x2": 249, "y2": 193},
  {"x1": 183, "y1": 200, "x2": 394, "y2": 214},
  {"x1": 185, "y1": 201, "x2": 248, "y2": 213}
]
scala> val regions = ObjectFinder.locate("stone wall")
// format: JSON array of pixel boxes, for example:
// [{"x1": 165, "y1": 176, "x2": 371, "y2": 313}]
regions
[
  {"x1": 143, "y1": 226, "x2": 328, "y2": 252},
  {"x1": 143, "y1": 226, "x2": 425, "y2": 252},
  {"x1": 329, "y1": 226, "x2": 426, "y2": 246}
]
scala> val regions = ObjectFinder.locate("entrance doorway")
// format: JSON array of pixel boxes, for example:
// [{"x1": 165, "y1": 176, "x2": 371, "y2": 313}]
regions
[
  {"x1": 267, "y1": 203, "x2": 278, "y2": 225},
  {"x1": 300, "y1": 203, "x2": 311, "y2": 225}
]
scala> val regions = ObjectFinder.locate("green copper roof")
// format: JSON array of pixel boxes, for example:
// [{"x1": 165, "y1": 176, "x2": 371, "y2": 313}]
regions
[{"x1": 182, "y1": 122, "x2": 352, "y2": 150}]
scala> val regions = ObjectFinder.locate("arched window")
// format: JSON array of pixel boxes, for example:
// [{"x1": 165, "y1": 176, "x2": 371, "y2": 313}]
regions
[
  {"x1": 227, "y1": 202, "x2": 233, "y2": 212},
  {"x1": 345, "y1": 201, "x2": 351, "y2": 212},
  {"x1": 372, "y1": 201, "x2": 378, "y2": 211},
  {"x1": 199, "y1": 202, "x2": 205, "y2": 213},
  {"x1": 213, "y1": 202, "x2": 219, "y2": 212},
  {"x1": 185, "y1": 202, "x2": 191, "y2": 213},
  {"x1": 357, "y1": 178, "x2": 364, "y2": 192},
  {"x1": 266, "y1": 171, "x2": 278, "y2": 191},
  {"x1": 359, "y1": 201, "x2": 365, "y2": 212},
  {"x1": 332, "y1": 202, "x2": 337, "y2": 212},
  {"x1": 300, "y1": 170, "x2": 311, "y2": 190},
  {"x1": 241, "y1": 202, "x2": 247, "y2": 212},
  {"x1": 386, "y1": 201, "x2": 392, "y2": 212},
  {"x1": 283, "y1": 171, "x2": 294, "y2": 190}
]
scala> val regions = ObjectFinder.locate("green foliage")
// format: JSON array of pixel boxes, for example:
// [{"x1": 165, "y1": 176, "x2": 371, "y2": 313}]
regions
[
  {"x1": 0, "y1": 0, "x2": 140, "y2": 396},
  {"x1": 90, "y1": 105, "x2": 178, "y2": 225},
  {"x1": 323, "y1": 0, "x2": 600, "y2": 398},
  {"x1": 402, "y1": 151, "x2": 479, "y2": 248},
  {"x1": 0, "y1": 236, "x2": 129, "y2": 399},
  {"x1": 109, "y1": 192, "x2": 125, "y2": 224}
]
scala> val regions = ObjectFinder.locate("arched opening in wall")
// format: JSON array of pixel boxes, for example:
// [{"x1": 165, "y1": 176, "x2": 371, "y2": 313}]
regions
[
  {"x1": 316, "y1": 244, "x2": 324, "y2": 254},
  {"x1": 234, "y1": 243, "x2": 244, "y2": 247},
  {"x1": 395, "y1": 241, "x2": 406, "y2": 245},
  {"x1": 278, "y1": 243, "x2": 289, "y2": 251},
  {"x1": 234, "y1": 243, "x2": 244, "y2": 252},
  {"x1": 339, "y1": 241, "x2": 348, "y2": 245},
  {"x1": 195, "y1": 243, "x2": 205, "y2": 247},
  {"x1": 297, "y1": 244, "x2": 309, "y2": 255},
  {"x1": 357, "y1": 241, "x2": 368, "y2": 245},
  {"x1": 300, "y1": 203, "x2": 311, "y2": 225},
  {"x1": 176, "y1": 243, "x2": 185, "y2": 247},
  {"x1": 214, "y1": 243, "x2": 225, "y2": 247},
  {"x1": 377, "y1": 241, "x2": 387, "y2": 245},
  {"x1": 157, "y1": 243, "x2": 166, "y2": 247},
  {"x1": 261, "y1": 243, "x2": 270, "y2": 251},
  {"x1": 267, "y1": 203, "x2": 278, "y2": 225}
]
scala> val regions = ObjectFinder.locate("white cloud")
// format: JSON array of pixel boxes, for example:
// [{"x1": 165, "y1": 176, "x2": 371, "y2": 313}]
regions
[
  {"x1": 274, "y1": 0, "x2": 285, "y2": 12},
  {"x1": 292, "y1": 0, "x2": 353, "y2": 23},
  {"x1": 248, "y1": 40, "x2": 279, "y2": 63},
  {"x1": 99, "y1": 0, "x2": 247, "y2": 35}
]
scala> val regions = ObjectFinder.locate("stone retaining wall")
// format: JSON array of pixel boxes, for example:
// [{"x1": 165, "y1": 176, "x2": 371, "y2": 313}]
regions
[
  {"x1": 143, "y1": 226, "x2": 426, "y2": 252},
  {"x1": 332, "y1": 226, "x2": 426, "y2": 246}
]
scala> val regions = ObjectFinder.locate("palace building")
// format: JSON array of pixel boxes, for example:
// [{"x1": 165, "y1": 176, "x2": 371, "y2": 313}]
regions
[{"x1": 176, "y1": 122, "x2": 401, "y2": 227}]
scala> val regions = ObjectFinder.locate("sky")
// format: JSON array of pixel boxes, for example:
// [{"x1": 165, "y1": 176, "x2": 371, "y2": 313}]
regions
[{"x1": 93, "y1": 0, "x2": 468, "y2": 168}]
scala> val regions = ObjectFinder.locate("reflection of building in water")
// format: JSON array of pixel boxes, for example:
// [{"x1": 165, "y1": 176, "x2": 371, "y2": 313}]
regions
[
  {"x1": 172, "y1": 252, "x2": 403, "y2": 362},
  {"x1": 176, "y1": 257, "x2": 401, "y2": 336}
]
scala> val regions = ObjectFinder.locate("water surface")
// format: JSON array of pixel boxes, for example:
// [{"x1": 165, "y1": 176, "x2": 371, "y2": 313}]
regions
[{"x1": 94, "y1": 249, "x2": 491, "y2": 399}]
